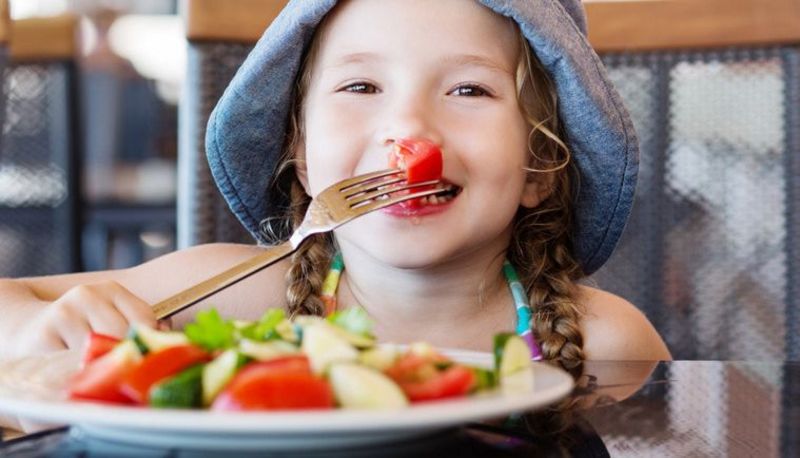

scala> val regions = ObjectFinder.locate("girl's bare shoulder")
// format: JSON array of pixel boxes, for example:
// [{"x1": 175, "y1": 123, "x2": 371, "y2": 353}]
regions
[{"x1": 576, "y1": 285, "x2": 672, "y2": 361}]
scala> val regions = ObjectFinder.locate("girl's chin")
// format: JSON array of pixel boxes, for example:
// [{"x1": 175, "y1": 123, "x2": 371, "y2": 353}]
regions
[{"x1": 339, "y1": 237, "x2": 456, "y2": 269}]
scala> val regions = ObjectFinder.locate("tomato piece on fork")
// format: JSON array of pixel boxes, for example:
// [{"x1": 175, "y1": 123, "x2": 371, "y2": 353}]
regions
[{"x1": 389, "y1": 138, "x2": 443, "y2": 184}]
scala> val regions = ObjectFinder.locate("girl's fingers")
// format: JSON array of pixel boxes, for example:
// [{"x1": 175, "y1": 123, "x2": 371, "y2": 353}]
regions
[
  {"x1": 84, "y1": 301, "x2": 130, "y2": 338},
  {"x1": 96, "y1": 281, "x2": 158, "y2": 329},
  {"x1": 157, "y1": 318, "x2": 173, "y2": 331},
  {"x1": 55, "y1": 309, "x2": 92, "y2": 351},
  {"x1": 15, "y1": 327, "x2": 65, "y2": 356}
]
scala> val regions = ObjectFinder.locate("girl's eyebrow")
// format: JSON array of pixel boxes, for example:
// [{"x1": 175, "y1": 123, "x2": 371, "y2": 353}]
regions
[
  {"x1": 441, "y1": 53, "x2": 514, "y2": 76},
  {"x1": 324, "y1": 52, "x2": 383, "y2": 70},
  {"x1": 323, "y1": 52, "x2": 511, "y2": 75}
]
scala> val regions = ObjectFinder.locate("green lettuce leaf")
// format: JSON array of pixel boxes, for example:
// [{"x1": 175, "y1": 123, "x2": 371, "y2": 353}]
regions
[
  {"x1": 184, "y1": 309, "x2": 236, "y2": 351},
  {"x1": 238, "y1": 309, "x2": 286, "y2": 342}
]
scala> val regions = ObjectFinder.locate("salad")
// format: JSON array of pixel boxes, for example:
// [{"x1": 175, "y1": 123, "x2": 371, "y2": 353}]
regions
[{"x1": 68, "y1": 308, "x2": 535, "y2": 411}]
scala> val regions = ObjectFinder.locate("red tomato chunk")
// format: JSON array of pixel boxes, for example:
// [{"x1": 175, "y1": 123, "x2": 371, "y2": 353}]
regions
[
  {"x1": 121, "y1": 345, "x2": 210, "y2": 404},
  {"x1": 389, "y1": 138, "x2": 443, "y2": 184},
  {"x1": 211, "y1": 356, "x2": 334, "y2": 411}
]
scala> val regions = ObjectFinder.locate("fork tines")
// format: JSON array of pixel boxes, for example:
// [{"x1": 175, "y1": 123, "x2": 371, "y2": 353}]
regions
[
  {"x1": 338, "y1": 169, "x2": 405, "y2": 198},
  {"x1": 349, "y1": 180, "x2": 441, "y2": 207}
]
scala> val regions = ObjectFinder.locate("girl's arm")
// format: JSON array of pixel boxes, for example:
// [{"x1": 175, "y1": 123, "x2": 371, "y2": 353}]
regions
[{"x1": 0, "y1": 243, "x2": 288, "y2": 359}]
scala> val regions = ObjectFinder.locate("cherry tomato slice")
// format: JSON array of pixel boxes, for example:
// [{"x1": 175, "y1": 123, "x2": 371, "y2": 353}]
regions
[
  {"x1": 389, "y1": 138, "x2": 443, "y2": 184},
  {"x1": 385, "y1": 352, "x2": 475, "y2": 402},
  {"x1": 121, "y1": 344, "x2": 210, "y2": 404},
  {"x1": 81, "y1": 332, "x2": 121, "y2": 366},
  {"x1": 394, "y1": 366, "x2": 476, "y2": 402},
  {"x1": 69, "y1": 344, "x2": 139, "y2": 404},
  {"x1": 211, "y1": 356, "x2": 334, "y2": 411}
]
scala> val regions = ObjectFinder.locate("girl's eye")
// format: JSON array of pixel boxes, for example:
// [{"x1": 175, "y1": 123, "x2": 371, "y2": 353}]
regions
[
  {"x1": 449, "y1": 84, "x2": 491, "y2": 97},
  {"x1": 340, "y1": 82, "x2": 379, "y2": 94}
]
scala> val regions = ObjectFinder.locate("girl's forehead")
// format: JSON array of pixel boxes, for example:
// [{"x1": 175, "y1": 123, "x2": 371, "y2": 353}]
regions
[{"x1": 316, "y1": 0, "x2": 519, "y2": 67}]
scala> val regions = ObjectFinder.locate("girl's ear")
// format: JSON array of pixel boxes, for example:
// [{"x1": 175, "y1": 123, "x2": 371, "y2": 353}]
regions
[{"x1": 520, "y1": 173, "x2": 554, "y2": 209}]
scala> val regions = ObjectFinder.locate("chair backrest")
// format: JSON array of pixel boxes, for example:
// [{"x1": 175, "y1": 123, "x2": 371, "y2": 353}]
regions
[
  {"x1": 585, "y1": 0, "x2": 800, "y2": 361},
  {"x1": 0, "y1": 14, "x2": 82, "y2": 277},
  {"x1": 0, "y1": 0, "x2": 8, "y2": 137},
  {"x1": 177, "y1": 0, "x2": 286, "y2": 248}
]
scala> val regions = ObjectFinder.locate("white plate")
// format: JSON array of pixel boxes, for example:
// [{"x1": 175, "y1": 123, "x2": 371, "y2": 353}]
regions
[{"x1": 0, "y1": 349, "x2": 573, "y2": 451}]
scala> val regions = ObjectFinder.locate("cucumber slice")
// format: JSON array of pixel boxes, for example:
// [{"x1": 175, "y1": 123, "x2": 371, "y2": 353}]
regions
[
  {"x1": 238, "y1": 338, "x2": 299, "y2": 361},
  {"x1": 358, "y1": 346, "x2": 399, "y2": 371},
  {"x1": 149, "y1": 364, "x2": 204, "y2": 408},
  {"x1": 202, "y1": 349, "x2": 244, "y2": 406},
  {"x1": 500, "y1": 367, "x2": 535, "y2": 394},
  {"x1": 329, "y1": 363, "x2": 408, "y2": 409},
  {"x1": 330, "y1": 326, "x2": 375, "y2": 349},
  {"x1": 471, "y1": 367, "x2": 497, "y2": 391},
  {"x1": 132, "y1": 324, "x2": 189, "y2": 353},
  {"x1": 493, "y1": 333, "x2": 532, "y2": 377},
  {"x1": 301, "y1": 323, "x2": 358, "y2": 374},
  {"x1": 295, "y1": 315, "x2": 374, "y2": 347},
  {"x1": 275, "y1": 319, "x2": 299, "y2": 343}
]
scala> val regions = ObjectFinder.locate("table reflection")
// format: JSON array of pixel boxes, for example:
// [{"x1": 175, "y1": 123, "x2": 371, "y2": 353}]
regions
[{"x1": 2, "y1": 360, "x2": 797, "y2": 457}]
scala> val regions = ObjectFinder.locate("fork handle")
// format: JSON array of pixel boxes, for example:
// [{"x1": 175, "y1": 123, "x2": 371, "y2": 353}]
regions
[{"x1": 151, "y1": 241, "x2": 294, "y2": 320}]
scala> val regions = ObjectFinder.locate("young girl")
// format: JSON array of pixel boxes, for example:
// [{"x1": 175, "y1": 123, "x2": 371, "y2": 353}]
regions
[{"x1": 0, "y1": 0, "x2": 670, "y2": 362}]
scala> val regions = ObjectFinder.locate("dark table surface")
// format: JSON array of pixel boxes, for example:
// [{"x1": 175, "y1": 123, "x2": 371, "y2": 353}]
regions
[{"x1": 2, "y1": 360, "x2": 798, "y2": 457}]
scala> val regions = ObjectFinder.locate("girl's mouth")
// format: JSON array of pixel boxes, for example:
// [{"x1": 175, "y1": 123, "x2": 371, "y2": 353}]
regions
[{"x1": 381, "y1": 182, "x2": 462, "y2": 217}]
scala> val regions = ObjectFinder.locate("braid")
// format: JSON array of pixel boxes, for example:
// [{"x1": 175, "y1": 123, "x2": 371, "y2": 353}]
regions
[
  {"x1": 510, "y1": 195, "x2": 585, "y2": 363},
  {"x1": 270, "y1": 26, "x2": 334, "y2": 318},
  {"x1": 510, "y1": 28, "x2": 586, "y2": 363},
  {"x1": 283, "y1": 180, "x2": 334, "y2": 317}
]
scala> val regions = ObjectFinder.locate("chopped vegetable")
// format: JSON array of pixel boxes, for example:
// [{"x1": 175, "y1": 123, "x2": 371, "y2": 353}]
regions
[
  {"x1": 121, "y1": 344, "x2": 210, "y2": 404},
  {"x1": 238, "y1": 309, "x2": 287, "y2": 342},
  {"x1": 68, "y1": 307, "x2": 536, "y2": 411},
  {"x1": 358, "y1": 346, "x2": 400, "y2": 371},
  {"x1": 131, "y1": 324, "x2": 189, "y2": 353},
  {"x1": 493, "y1": 333, "x2": 535, "y2": 394},
  {"x1": 494, "y1": 333, "x2": 532, "y2": 378},
  {"x1": 184, "y1": 309, "x2": 236, "y2": 351},
  {"x1": 81, "y1": 332, "x2": 121, "y2": 366},
  {"x1": 69, "y1": 340, "x2": 141, "y2": 404},
  {"x1": 202, "y1": 349, "x2": 246, "y2": 406},
  {"x1": 211, "y1": 356, "x2": 334, "y2": 411},
  {"x1": 329, "y1": 363, "x2": 408, "y2": 409},
  {"x1": 389, "y1": 138, "x2": 443, "y2": 184},
  {"x1": 385, "y1": 352, "x2": 476, "y2": 402},
  {"x1": 149, "y1": 364, "x2": 204, "y2": 409},
  {"x1": 328, "y1": 308, "x2": 372, "y2": 335},
  {"x1": 301, "y1": 322, "x2": 359, "y2": 374}
]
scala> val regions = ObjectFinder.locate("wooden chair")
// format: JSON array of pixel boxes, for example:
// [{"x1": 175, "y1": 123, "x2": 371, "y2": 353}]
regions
[
  {"x1": 0, "y1": 0, "x2": 8, "y2": 132},
  {"x1": 0, "y1": 13, "x2": 82, "y2": 276},
  {"x1": 177, "y1": 0, "x2": 286, "y2": 248}
]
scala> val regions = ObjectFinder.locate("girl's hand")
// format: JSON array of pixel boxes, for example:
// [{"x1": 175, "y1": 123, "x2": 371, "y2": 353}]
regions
[{"x1": 13, "y1": 281, "x2": 161, "y2": 357}]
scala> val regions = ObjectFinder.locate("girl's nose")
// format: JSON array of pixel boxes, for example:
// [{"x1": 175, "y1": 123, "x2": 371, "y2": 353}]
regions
[{"x1": 376, "y1": 98, "x2": 443, "y2": 147}]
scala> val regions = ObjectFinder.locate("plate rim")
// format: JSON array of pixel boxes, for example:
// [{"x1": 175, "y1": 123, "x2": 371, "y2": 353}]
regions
[{"x1": 0, "y1": 351, "x2": 575, "y2": 434}]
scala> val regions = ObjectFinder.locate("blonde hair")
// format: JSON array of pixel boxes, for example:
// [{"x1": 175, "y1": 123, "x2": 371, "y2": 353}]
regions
[{"x1": 267, "y1": 21, "x2": 585, "y2": 362}]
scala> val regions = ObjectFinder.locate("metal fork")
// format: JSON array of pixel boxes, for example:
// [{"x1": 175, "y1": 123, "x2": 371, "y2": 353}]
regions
[{"x1": 151, "y1": 169, "x2": 446, "y2": 319}]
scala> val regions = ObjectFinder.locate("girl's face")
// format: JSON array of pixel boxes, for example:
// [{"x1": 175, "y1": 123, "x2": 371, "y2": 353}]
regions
[{"x1": 297, "y1": 0, "x2": 545, "y2": 268}]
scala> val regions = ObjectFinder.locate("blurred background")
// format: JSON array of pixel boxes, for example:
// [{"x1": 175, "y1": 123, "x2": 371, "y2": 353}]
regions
[{"x1": 3, "y1": 0, "x2": 181, "y2": 274}]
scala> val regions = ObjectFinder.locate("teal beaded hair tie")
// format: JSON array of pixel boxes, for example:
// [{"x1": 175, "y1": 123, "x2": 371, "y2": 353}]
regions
[{"x1": 321, "y1": 254, "x2": 543, "y2": 360}]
